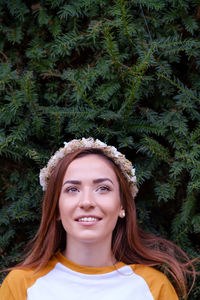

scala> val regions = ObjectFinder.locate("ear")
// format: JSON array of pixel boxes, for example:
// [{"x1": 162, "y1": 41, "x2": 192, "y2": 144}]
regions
[{"x1": 56, "y1": 212, "x2": 61, "y2": 221}]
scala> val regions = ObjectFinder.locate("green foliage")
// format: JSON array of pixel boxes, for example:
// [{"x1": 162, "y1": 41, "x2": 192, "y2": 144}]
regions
[{"x1": 0, "y1": 0, "x2": 200, "y2": 297}]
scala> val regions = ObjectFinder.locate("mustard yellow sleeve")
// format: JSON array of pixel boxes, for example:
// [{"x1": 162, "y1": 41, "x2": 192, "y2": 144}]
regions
[
  {"x1": 157, "y1": 276, "x2": 179, "y2": 300},
  {"x1": 131, "y1": 265, "x2": 179, "y2": 300},
  {"x1": 0, "y1": 261, "x2": 57, "y2": 300},
  {"x1": 0, "y1": 275, "x2": 16, "y2": 300},
  {"x1": 0, "y1": 270, "x2": 29, "y2": 300}
]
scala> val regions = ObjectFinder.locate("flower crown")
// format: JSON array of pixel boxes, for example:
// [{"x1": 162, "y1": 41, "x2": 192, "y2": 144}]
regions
[{"x1": 39, "y1": 137, "x2": 138, "y2": 197}]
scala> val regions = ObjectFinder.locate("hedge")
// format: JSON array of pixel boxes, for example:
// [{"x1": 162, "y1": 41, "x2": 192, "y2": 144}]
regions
[{"x1": 0, "y1": 1, "x2": 199, "y2": 298}]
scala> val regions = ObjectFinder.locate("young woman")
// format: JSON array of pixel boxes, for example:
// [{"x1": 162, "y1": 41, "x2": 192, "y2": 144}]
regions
[{"x1": 0, "y1": 138, "x2": 196, "y2": 300}]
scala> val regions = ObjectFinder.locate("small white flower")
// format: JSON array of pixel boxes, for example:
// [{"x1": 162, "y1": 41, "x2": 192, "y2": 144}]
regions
[
  {"x1": 95, "y1": 139, "x2": 107, "y2": 147},
  {"x1": 111, "y1": 146, "x2": 121, "y2": 157},
  {"x1": 131, "y1": 176, "x2": 137, "y2": 183},
  {"x1": 81, "y1": 138, "x2": 92, "y2": 147},
  {"x1": 131, "y1": 168, "x2": 135, "y2": 176}
]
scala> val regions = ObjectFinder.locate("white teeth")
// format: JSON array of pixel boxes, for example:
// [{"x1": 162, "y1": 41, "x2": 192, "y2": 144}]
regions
[{"x1": 78, "y1": 217, "x2": 99, "y2": 222}]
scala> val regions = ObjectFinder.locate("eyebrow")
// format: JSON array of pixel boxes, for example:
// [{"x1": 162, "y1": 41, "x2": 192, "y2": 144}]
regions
[{"x1": 63, "y1": 178, "x2": 114, "y2": 186}]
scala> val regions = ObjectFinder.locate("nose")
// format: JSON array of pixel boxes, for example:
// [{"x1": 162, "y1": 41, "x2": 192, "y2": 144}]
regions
[{"x1": 78, "y1": 188, "x2": 95, "y2": 210}]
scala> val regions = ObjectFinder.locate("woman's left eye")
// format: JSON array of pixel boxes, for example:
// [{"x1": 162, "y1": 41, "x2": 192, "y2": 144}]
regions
[{"x1": 97, "y1": 186, "x2": 111, "y2": 192}]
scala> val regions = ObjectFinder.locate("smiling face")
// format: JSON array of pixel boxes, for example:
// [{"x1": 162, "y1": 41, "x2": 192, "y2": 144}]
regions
[{"x1": 58, "y1": 154, "x2": 124, "y2": 249}]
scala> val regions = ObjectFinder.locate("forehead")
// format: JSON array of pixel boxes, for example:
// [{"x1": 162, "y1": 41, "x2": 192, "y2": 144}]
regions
[{"x1": 63, "y1": 154, "x2": 118, "y2": 180}]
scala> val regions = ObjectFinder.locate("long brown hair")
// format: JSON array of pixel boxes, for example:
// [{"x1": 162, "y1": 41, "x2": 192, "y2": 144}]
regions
[{"x1": 14, "y1": 148, "x2": 196, "y2": 299}]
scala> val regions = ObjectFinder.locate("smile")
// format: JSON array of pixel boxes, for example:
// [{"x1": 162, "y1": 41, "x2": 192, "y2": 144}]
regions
[{"x1": 77, "y1": 217, "x2": 101, "y2": 222}]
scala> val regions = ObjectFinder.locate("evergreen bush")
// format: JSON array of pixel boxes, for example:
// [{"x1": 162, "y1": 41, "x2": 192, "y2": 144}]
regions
[{"x1": 0, "y1": 1, "x2": 199, "y2": 298}]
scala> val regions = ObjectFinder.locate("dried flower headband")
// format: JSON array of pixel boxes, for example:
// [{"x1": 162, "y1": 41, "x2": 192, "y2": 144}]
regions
[{"x1": 39, "y1": 138, "x2": 138, "y2": 197}]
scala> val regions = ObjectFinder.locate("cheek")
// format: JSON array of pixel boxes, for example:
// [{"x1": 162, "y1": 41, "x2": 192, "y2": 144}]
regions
[
  {"x1": 58, "y1": 199, "x2": 72, "y2": 231},
  {"x1": 104, "y1": 199, "x2": 121, "y2": 217},
  {"x1": 58, "y1": 196, "x2": 71, "y2": 217},
  {"x1": 58, "y1": 197, "x2": 64, "y2": 215}
]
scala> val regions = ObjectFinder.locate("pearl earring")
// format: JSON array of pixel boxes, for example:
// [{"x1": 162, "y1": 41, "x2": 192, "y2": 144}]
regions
[{"x1": 121, "y1": 210, "x2": 125, "y2": 218}]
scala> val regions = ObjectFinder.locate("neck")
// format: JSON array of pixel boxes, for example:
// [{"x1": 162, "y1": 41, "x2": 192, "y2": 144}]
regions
[{"x1": 63, "y1": 238, "x2": 116, "y2": 268}]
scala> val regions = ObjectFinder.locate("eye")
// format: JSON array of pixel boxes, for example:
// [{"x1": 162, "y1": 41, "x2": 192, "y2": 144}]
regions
[
  {"x1": 97, "y1": 186, "x2": 111, "y2": 192},
  {"x1": 66, "y1": 187, "x2": 79, "y2": 193}
]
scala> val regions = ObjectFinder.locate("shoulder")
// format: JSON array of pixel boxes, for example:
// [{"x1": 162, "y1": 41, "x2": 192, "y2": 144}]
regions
[
  {"x1": 5, "y1": 268, "x2": 35, "y2": 281},
  {"x1": 0, "y1": 255, "x2": 59, "y2": 300},
  {"x1": 0, "y1": 269, "x2": 33, "y2": 300},
  {"x1": 4, "y1": 255, "x2": 58, "y2": 285},
  {"x1": 129, "y1": 264, "x2": 179, "y2": 300},
  {"x1": 130, "y1": 264, "x2": 168, "y2": 283}
]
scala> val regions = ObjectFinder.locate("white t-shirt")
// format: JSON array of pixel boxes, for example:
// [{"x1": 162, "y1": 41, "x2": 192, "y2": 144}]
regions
[{"x1": 0, "y1": 251, "x2": 179, "y2": 300}]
